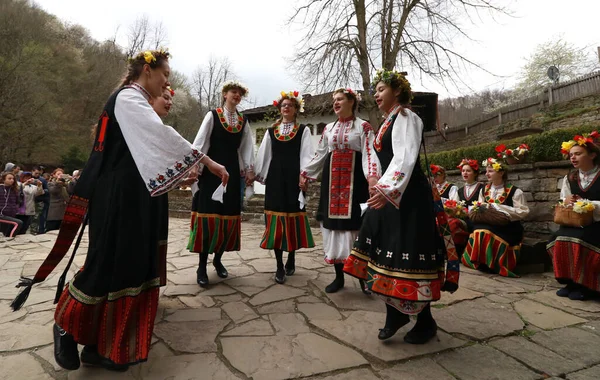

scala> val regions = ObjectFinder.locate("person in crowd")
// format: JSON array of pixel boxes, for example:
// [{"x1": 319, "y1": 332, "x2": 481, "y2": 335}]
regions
[
  {"x1": 11, "y1": 48, "x2": 228, "y2": 372},
  {"x1": 15, "y1": 172, "x2": 44, "y2": 234},
  {"x1": 300, "y1": 88, "x2": 380, "y2": 293},
  {"x1": 462, "y1": 157, "x2": 530, "y2": 277},
  {"x1": 548, "y1": 131, "x2": 600, "y2": 300},
  {"x1": 344, "y1": 69, "x2": 456, "y2": 344},
  {"x1": 189, "y1": 80, "x2": 255, "y2": 287},
  {"x1": 31, "y1": 166, "x2": 50, "y2": 234},
  {"x1": 46, "y1": 169, "x2": 70, "y2": 232},
  {"x1": 430, "y1": 164, "x2": 458, "y2": 202},
  {"x1": 255, "y1": 91, "x2": 315, "y2": 284},
  {"x1": 0, "y1": 172, "x2": 23, "y2": 236}
]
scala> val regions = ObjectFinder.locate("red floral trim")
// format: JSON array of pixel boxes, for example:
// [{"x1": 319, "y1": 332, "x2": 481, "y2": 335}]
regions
[{"x1": 374, "y1": 105, "x2": 402, "y2": 152}]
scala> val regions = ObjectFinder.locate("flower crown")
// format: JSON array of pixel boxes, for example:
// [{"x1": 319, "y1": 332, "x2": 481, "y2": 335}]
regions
[
  {"x1": 128, "y1": 48, "x2": 170, "y2": 65},
  {"x1": 273, "y1": 91, "x2": 305, "y2": 113},
  {"x1": 495, "y1": 143, "x2": 530, "y2": 160},
  {"x1": 336, "y1": 88, "x2": 362, "y2": 102},
  {"x1": 561, "y1": 131, "x2": 599, "y2": 156},
  {"x1": 457, "y1": 158, "x2": 479, "y2": 172},
  {"x1": 371, "y1": 69, "x2": 413, "y2": 103},
  {"x1": 482, "y1": 157, "x2": 505, "y2": 172},
  {"x1": 430, "y1": 164, "x2": 445, "y2": 176},
  {"x1": 166, "y1": 86, "x2": 175, "y2": 96},
  {"x1": 222, "y1": 80, "x2": 249, "y2": 97}
]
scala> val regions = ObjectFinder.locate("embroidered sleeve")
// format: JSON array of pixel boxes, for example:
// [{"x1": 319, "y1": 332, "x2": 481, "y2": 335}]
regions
[
  {"x1": 493, "y1": 188, "x2": 530, "y2": 221},
  {"x1": 192, "y1": 112, "x2": 214, "y2": 175},
  {"x1": 300, "y1": 126, "x2": 316, "y2": 170},
  {"x1": 360, "y1": 121, "x2": 381, "y2": 180},
  {"x1": 239, "y1": 119, "x2": 255, "y2": 174},
  {"x1": 254, "y1": 132, "x2": 272, "y2": 184},
  {"x1": 115, "y1": 89, "x2": 204, "y2": 196},
  {"x1": 374, "y1": 110, "x2": 423, "y2": 209},
  {"x1": 301, "y1": 123, "x2": 330, "y2": 180}
]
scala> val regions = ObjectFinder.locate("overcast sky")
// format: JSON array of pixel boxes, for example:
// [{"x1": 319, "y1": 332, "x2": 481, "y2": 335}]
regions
[{"x1": 35, "y1": 0, "x2": 599, "y2": 105}]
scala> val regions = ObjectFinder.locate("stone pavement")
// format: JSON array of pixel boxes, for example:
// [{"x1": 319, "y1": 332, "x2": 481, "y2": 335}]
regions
[{"x1": 1, "y1": 219, "x2": 600, "y2": 380}]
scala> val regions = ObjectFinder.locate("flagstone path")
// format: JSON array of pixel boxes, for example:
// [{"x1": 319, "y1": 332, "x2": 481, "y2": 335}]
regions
[{"x1": 1, "y1": 219, "x2": 599, "y2": 379}]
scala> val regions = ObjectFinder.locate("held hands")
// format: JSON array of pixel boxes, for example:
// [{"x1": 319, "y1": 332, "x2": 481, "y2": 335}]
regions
[
  {"x1": 180, "y1": 165, "x2": 199, "y2": 187},
  {"x1": 299, "y1": 175, "x2": 308, "y2": 192},
  {"x1": 245, "y1": 171, "x2": 255, "y2": 187},
  {"x1": 367, "y1": 177, "x2": 378, "y2": 197}
]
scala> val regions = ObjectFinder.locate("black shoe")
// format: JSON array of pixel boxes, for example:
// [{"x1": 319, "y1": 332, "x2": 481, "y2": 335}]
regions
[
  {"x1": 568, "y1": 289, "x2": 585, "y2": 301},
  {"x1": 325, "y1": 277, "x2": 344, "y2": 293},
  {"x1": 404, "y1": 320, "x2": 438, "y2": 344},
  {"x1": 53, "y1": 324, "x2": 80, "y2": 370},
  {"x1": 196, "y1": 266, "x2": 209, "y2": 287},
  {"x1": 556, "y1": 286, "x2": 571, "y2": 297},
  {"x1": 359, "y1": 279, "x2": 371, "y2": 295},
  {"x1": 378, "y1": 312, "x2": 410, "y2": 340},
  {"x1": 285, "y1": 262, "x2": 295, "y2": 276},
  {"x1": 275, "y1": 268, "x2": 286, "y2": 284},
  {"x1": 81, "y1": 346, "x2": 129, "y2": 372},
  {"x1": 213, "y1": 261, "x2": 228, "y2": 279}
]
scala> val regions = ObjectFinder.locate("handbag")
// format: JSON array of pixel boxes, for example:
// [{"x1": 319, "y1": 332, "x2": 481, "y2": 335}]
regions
[{"x1": 554, "y1": 205, "x2": 593, "y2": 228}]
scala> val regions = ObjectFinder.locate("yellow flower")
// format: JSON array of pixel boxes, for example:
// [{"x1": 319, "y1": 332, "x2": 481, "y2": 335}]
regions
[
  {"x1": 561, "y1": 141, "x2": 576, "y2": 152},
  {"x1": 280, "y1": 91, "x2": 287, "y2": 98},
  {"x1": 492, "y1": 163, "x2": 502, "y2": 172},
  {"x1": 143, "y1": 51, "x2": 155, "y2": 64}
]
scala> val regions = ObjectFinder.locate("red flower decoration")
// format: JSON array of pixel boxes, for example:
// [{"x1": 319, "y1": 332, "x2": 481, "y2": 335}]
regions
[
  {"x1": 589, "y1": 131, "x2": 599, "y2": 139},
  {"x1": 169, "y1": 88, "x2": 175, "y2": 96},
  {"x1": 519, "y1": 143, "x2": 530, "y2": 150},
  {"x1": 444, "y1": 199, "x2": 457, "y2": 208},
  {"x1": 293, "y1": 90, "x2": 299, "y2": 97},
  {"x1": 430, "y1": 164, "x2": 441, "y2": 175},
  {"x1": 495, "y1": 144, "x2": 507, "y2": 153},
  {"x1": 272, "y1": 100, "x2": 279, "y2": 107},
  {"x1": 506, "y1": 149, "x2": 513, "y2": 156}
]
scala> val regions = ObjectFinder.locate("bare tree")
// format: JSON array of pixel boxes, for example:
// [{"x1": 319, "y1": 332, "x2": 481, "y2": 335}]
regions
[
  {"x1": 192, "y1": 56, "x2": 235, "y2": 115},
  {"x1": 125, "y1": 15, "x2": 168, "y2": 59},
  {"x1": 290, "y1": 0, "x2": 509, "y2": 124}
]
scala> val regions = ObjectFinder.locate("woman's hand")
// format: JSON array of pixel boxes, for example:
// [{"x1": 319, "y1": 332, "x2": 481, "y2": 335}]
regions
[
  {"x1": 367, "y1": 177, "x2": 378, "y2": 197},
  {"x1": 299, "y1": 175, "x2": 308, "y2": 192},
  {"x1": 563, "y1": 194, "x2": 580, "y2": 205},
  {"x1": 206, "y1": 159, "x2": 229, "y2": 186},
  {"x1": 366, "y1": 190, "x2": 387, "y2": 209},
  {"x1": 245, "y1": 171, "x2": 255, "y2": 186}
]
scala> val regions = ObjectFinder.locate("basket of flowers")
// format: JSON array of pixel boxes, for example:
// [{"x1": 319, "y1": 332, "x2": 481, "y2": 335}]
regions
[
  {"x1": 468, "y1": 200, "x2": 510, "y2": 225},
  {"x1": 554, "y1": 199, "x2": 595, "y2": 228},
  {"x1": 443, "y1": 199, "x2": 468, "y2": 219}
]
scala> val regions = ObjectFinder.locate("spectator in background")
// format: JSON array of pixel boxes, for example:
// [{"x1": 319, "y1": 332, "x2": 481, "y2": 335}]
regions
[
  {"x1": 0, "y1": 172, "x2": 23, "y2": 236},
  {"x1": 68, "y1": 169, "x2": 81, "y2": 195},
  {"x1": 16, "y1": 172, "x2": 44, "y2": 234},
  {"x1": 46, "y1": 168, "x2": 69, "y2": 232},
  {"x1": 32, "y1": 166, "x2": 50, "y2": 234}
]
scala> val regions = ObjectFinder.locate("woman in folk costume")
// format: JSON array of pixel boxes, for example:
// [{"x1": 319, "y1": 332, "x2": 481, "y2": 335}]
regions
[
  {"x1": 430, "y1": 164, "x2": 458, "y2": 202},
  {"x1": 10, "y1": 49, "x2": 228, "y2": 371},
  {"x1": 548, "y1": 131, "x2": 600, "y2": 300},
  {"x1": 344, "y1": 69, "x2": 459, "y2": 344},
  {"x1": 189, "y1": 80, "x2": 255, "y2": 287},
  {"x1": 462, "y1": 157, "x2": 529, "y2": 277},
  {"x1": 255, "y1": 91, "x2": 315, "y2": 284},
  {"x1": 300, "y1": 88, "x2": 381, "y2": 293}
]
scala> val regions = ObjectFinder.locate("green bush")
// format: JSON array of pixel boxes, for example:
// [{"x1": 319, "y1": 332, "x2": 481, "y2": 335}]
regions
[{"x1": 423, "y1": 123, "x2": 600, "y2": 170}]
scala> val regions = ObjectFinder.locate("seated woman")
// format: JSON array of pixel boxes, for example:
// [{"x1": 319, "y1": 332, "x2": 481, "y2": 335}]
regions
[
  {"x1": 548, "y1": 132, "x2": 600, "y2": 300},
  {"x1": 430, "y1": 164, "x2": 458, "y2": 202},
  {"x1": 452, "y1": 158, "x2": 484, "y2": 253},
  {"x1": 462, "y1": 157, "x2": 529, "y2": 277}
]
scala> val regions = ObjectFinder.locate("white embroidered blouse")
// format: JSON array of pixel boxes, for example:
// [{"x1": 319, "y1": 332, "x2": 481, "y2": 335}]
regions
[
  {"x1": 301, "y1": 117, "x2": 381, "y2": 181},
  {"x1": 476, "y1": 183, "x2": 530, "y2": 221},
  {"x1": 560, "y1": 167, "x2": 600, "y2": 221}
]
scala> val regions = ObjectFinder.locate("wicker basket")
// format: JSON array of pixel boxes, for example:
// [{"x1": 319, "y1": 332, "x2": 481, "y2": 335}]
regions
[
  {"x1": 469, "y1": 206, "x2": 510, "y2": 226},
  {"x1": 553, "y1": 205, "x2": 593, "y2": 228}
]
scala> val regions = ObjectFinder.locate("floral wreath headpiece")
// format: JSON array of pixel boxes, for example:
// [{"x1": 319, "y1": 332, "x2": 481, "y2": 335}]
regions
[
  {"x1": 222, "y1": 80, "x2": 249, "y2": 97},
  {"x1": 336, "y1": 88, "x2": 362, "y2": 102},
  {"x1": 129, "y1": 48, "x2": 170, "y2": 65},
  {"x1": 430, "y1": 164, "x2": 445, "y2": 176},
  {"x1": 273, "y1": 90, "x2": 305, "y2": 113},
  {"x1": 371, "y1": 69, "x2": 413, "y2": 103},
  {"x1": 457, "y1": 158, "x2": 479, "y2": 172},
  {"x1": 560, "y1": 131, "x2": 599, "y2": 156},
  {"x1": 166, "y1": 86, "x2": 175, "y2": 96},
  {"x1": 482, "y1": 157, "x2": 506, "y2": 172}
]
